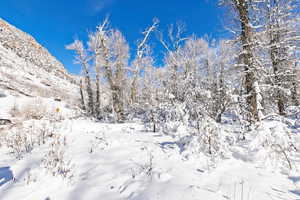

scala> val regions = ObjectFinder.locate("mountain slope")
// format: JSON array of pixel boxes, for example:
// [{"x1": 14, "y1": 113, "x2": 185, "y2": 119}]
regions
[{"x1": 0, "y1": 18, "x2": 78, "y2": 100}]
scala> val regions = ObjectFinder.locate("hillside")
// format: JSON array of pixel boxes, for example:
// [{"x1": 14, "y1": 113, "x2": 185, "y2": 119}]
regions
[{"x1": 0, "y1": 18, "x2": 79, "y2": 100}]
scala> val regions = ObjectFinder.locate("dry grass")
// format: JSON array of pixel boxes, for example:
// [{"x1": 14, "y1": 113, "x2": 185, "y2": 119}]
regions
[
  {"x1": 9, "y1": 98, "x2": 48, "y2": 120},
  {"x1": 21, "y1": 98, "x2": 47, "y2": 120}
]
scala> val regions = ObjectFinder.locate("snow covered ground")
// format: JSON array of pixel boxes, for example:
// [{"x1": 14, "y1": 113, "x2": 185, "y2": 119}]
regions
[
  {"x1": 0, "y1": 42, "x2": 79, "y2": 101},
  {"x1": 0, "y1": 95, "x2": 300, "y2": 200}
]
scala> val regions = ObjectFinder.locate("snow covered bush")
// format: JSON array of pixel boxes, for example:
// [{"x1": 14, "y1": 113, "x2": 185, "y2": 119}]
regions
[
  {"x1": 285, "y1": 106, "x2": 300, "y2": 127},
  {"x1": 23, "y1": 168, "x2": 38, "y2": 185},
  {"x1": 198, "y1": 118, "x2": 224, "y2": 156},
  {"x1": 6, "y1": 126, "x2": 34, "y2": 159},
  {"x1": 130, "y1": 151, "x2": 155, "y2": 181},
  {"x1": 177, "y1": 117, "x2": 233, "y2": 166},
  {"x1": 250, "y1": 121, "x2": 299, "y2": 171},
  {"x1": 10, "y1": 97, "x2": 68, "y2": 122},
  {"x1": 21, "y1": 98, "x2": 48, "y2": 120},
  {"x1": 9, "y1": 101, "x2": 20, "y2": 117},
  {"x1": 41, "y1": 135, "x2": 74, "y2": 180},
  {"x1": 89, "y1": 133, "x2": 109, "y2": 153},
  {"x1": 143, "y1": 107, "x2": 163, "y2": 132},
  {"x1": 143, "y1": 102, "x2": 187, "y2": 135},
  {"x1": 4, "y1": 120, "x2": 58, "y2": 159}
]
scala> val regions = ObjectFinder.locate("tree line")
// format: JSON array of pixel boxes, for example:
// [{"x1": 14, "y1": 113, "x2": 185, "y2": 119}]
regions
[{"x1": 67, "y1": 0, "x2": 299, "y2": 129}]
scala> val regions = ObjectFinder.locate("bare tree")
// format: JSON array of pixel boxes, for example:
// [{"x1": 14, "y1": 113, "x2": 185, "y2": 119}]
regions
[
  {"x1": 158, "y1": 22, "x2": 188, "y2": 102},
  {"x1": 66, "y1": 40, "x2": 94, "y2": 115},
  {"x1": 88, "y1": 18, "x2": 110, "y2": 117},
  {"x1": 130, "y1": 19, "x2": 159, "y2": 105}
]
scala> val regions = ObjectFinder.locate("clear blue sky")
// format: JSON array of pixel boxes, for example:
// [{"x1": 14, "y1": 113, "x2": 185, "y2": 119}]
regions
[{"x1": 0, "y1": 0, "x2": 226, "y2": 74}]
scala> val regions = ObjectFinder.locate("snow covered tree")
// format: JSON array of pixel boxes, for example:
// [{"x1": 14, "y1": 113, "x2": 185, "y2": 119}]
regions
[
  {"x1": 130, "y1": 19, "x2": 159, "y2": 105},
  {"x1": 220, "y1": 0, "x2": 264, "y2": 123},
  {"x1": 66, "y1": 40, "x2": 94, "y2": 115},
  {"x1": 68, "y1": 19, "x2": 129, "y2": 122},
  {"x1": 158, "y1": 22, "x2": 188, "y2": 102},
  {"x1": 96, "y1": 28, "x2": 129, "y2": 122},
  {"x1": 213, "y1": 40, "x2": 235, "y2": 122},
  {"x1": 262, "y1": 0, "x2": 300, "y2": 115},
  {"x1": 88, "y1": 18, "x2": 110, "y2": 117}
]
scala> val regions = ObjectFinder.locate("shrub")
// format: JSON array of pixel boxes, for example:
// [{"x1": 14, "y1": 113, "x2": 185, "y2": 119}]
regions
[
  {"x1": 22, "y1": 98, "x2": 47, "y2": 120},
  {"x1": 6, "y1": 126, "x2": 34, "y2": 159},
  {"x1": 9, "y1": 101, "x2": 20, "y2": 117},
  {"x1": 41, "y1": 135, "x2": 74, "y2": 180}
]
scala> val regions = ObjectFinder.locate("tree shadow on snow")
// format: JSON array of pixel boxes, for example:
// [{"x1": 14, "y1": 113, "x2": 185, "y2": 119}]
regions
[
  {"x1": 289, "y1": 176, "x2": 300, "y2": 183},
  {"x1": 160, "y1": 141, "x2": 185, "y2": 153},
  {"x1": 288, "y1": 176, "x2": 300, "y2": 197},
  {"x1": 159, "y1": 135, "x2": 195, "y2": 154},
  {"x1": 289, "y1": 189, "x2": 300, "y2": 197},
  {"x1": 0, "y1": 166, "x2": 14, "y2": 187}
]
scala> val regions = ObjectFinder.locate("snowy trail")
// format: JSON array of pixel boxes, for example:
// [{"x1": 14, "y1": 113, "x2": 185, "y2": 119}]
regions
[{"x1": 0, "y1": 119, "x2": 299, "y2": 200}]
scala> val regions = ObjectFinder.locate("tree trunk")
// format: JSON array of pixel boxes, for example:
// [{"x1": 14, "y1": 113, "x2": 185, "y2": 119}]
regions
[
  {"x1": 130, "y1": 76, "x2": 138, "y2": 104},
  {"x1": 79, "y1": 79, "x2": 86, "y2": 111},
  {"x1": 111, "y1": 85, "x2": 125, "y2": 122},
  {"x1": 291, "y1": 62, "x2": 299, "y2": 106},
  {"x1": 291, "y1": 79, "x2": 299, "y2": 106},
  {"x1": 234, "y1": 0, "x2": 259, "y2": 122},
  {"x1": 95, "y1": 58, "x2": 101, "y2": 117},
  {"x1": 270, "y1": 45, "x2": 286, "y2": 115},
  {"x1": 83, "y1": 63, "x2": 94, "y2": 115}
]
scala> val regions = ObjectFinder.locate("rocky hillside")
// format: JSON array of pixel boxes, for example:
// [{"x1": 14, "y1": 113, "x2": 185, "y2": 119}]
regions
[{"x1": 0, "y1": 18, "x2": 79, "y2": 101}]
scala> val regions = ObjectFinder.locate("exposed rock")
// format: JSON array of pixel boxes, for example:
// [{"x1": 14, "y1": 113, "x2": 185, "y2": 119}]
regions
[{"x1": 0, "y1": 119, "x2": 12, "y2": 125}]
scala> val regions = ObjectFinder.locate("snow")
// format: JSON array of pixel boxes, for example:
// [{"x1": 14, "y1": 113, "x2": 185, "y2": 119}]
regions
[
  {"x1": 0, "y1": 95, "x2": 299, "y2": 200},
  {"x1": 0, "y1": 40, "x2": 78, "y2": 100}
]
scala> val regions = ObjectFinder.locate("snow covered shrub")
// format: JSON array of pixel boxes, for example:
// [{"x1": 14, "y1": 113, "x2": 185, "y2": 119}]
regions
[
  {"x1": 139, "y1": 152, "x2": 154, "y2": 178},
  {"x1": 285, "y1": 106, "x2": 300, "y2": 128},
  {"x1": 21, "y1": 98, "x2": 47, "y2": 120},
  {"x1": 9, "y1": 101, "x2": 20, "y2": 117},
  {"x1": 143, "y1": 102, "x2": 187, "y2": 135},
  {"x1": 41, "y1": 135, "x2": 74, "y2": 180},
  {"x1": 197, "y1": 118, "x2": 232, "y2": 157},
  {"x1": 124, "y1": 105, "x2": 146, "y2": 122},
  {"x1": 23, "y1": 168, "x2": 38, "y2": 185},
  {"x1": 14, "y1": 98, "x2": 66, "y2": 122},
  {"x1": 250, "y1": 121, "x2": 299, "y2": 170},
  {"x1": 6, "y1": 126, "x2": 34, "y2": 159},
  {"x1": 33, "y1": 120, "x2": 56, "y2": 145},
  {"x1": 285, "y1": 106, "x2": 300, "y2": 119},
  {"x1": 199, "y1": 118, "x2": 222, "y2": 155},
  {"x1": 178, "y1": 117, "x2": 233, "y2": 164},
  {"x1": 96, "y1": 105, "x2": 115, "y2": 122},
  {"x1": 131, "y1": 151, "x2": 155, "y2": 180},
  {"x1": 4, "y1": 120, "x2": 58, "y2": 159},
  {"x1": 143, "y1": 108, "x2": 162, "y2": 132},
  {"x1": 21, "y1": 120, "x2": 56, "y2": 146},
  {"x1": 89, "y1": 133, "x2": 109, "y2": 153}
]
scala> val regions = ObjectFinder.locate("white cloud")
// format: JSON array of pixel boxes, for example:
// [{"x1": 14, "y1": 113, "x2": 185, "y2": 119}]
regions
[{"x1": 89, "y1": 0, "x2": 116, "y2": 14}]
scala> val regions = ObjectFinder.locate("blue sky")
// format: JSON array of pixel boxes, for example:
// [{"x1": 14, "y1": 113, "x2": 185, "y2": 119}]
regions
[{"x1": 0, "y1": 0, "x2": 226, "y2": 74}]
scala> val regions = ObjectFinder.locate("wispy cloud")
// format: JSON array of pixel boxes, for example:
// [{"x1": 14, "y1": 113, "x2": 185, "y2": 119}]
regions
[{"x1": 88, "y1": 0, "x2": 116, "y2": 15}]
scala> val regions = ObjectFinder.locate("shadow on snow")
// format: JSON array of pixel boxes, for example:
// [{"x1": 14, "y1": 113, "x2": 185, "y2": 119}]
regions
[{"x1": 0, "y1": 166, "x2": 13, "y2": 187}]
